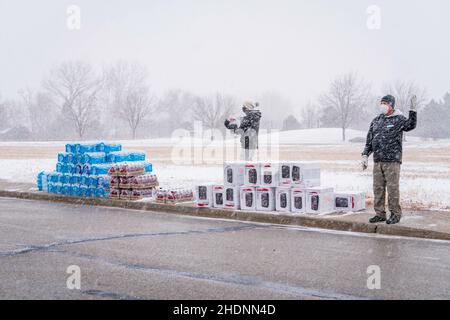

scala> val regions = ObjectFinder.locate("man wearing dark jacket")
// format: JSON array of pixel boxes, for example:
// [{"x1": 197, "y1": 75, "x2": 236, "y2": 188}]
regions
[
  {"x1": 361, "y1": 94, "x2": 417, "y2": 225},
  {"x1": 224, "y1": 101, "x2": 262, "y2": 161}
]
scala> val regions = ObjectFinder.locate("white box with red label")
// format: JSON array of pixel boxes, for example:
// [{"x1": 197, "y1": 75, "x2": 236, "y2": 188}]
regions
[
  {"x1": 290, "y1": 187, "x2": 306, "y2": 214},
  {"x1": 292, "y1": 162, "x2": 321, "y2": 187},
  {"x1": 275, "y1": 186, "x2": 291, "y2": 212},
  {"x1": 305, "y1": 186, "x2": 335, "y2": 214},
  {"x1": 260, "y1": 162, "x2": 280, "y2": 187},
  {"x1": 279, "y1": 162, "x2": 293, "y2": 186},
  {"x1": 279, "y1": 162, "x2": 321, "y2": 187},
  {"x1": 212, "y1": 185, "x2": 225, "y2": 208},
  {"x1": 256, "y1": 187, "x2": 276, "y2": 212},
  {"x1": 240, "y1": 186, "x2": 256, "y2": 211},
  {"x1": 223, "y1": 162, "x2": 246, "y2": 186},
  {"x1": 224, "y1": 186, "x2": 240, "y2": 210},
  {"x1": 195, "y1": 184, "x2": 214, "y2": 207},
  {"x1": 244, "y1": 163, "x2": 261, "y2": 186},
  {"x1": 334, "y1": 191, "x2": 366, "y2": 212}
]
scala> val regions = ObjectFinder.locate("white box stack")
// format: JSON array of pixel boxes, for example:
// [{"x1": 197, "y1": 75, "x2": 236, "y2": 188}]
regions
[
  {"x1": 195, "y1": 184, "x2": 214, "y2": 207},
  {"x1": 224, "y1": 162, "x2": 246, "y2": 186},
  {"x1": 291, "y1": 162, "x2": 321, "y2": 187},
  {"x1": 212, "y1": 185, "x2": 224, "y2": 208},
  {"x1": 290, "y1": 187, "x2": 306, "y2": 214},
  {"x1": 244, "y1": 163, "x2": 261, "y2": 186},
  {"x1": 305, "y1": 186, "x2": 334, "y2": 214},
  {"x1": 334, "y1": 191, "x2": 366, "y2": 212},
  {"x1": 218, "y1": 160, "x2": 364, "y2": 215},
  {"x1": 275, "y1": 186, "x2": 291, "y2": 212},
  {"x1": 260, "y1": 162, "x2": 279, "y2": 187},
  {"x1": 224, "y1": 186, "x2": 240, "y2": 210},
  {"x1": 240, "y1": 186, "x2": 256, "y2": 211},
  {"x1": 256, "y1": 187, "x2": 276, "y2": 212}
]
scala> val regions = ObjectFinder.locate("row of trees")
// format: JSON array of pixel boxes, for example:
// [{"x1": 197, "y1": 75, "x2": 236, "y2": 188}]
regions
[
  {"x1": 282, "y1": 73, "x2": 435, "y2": 141},
  {"x1": 1, "y1": 63, "x2": 448, "y2": 141},
  {"x1": 1, "y1": 60, "x2": 239, "y2": 140}
]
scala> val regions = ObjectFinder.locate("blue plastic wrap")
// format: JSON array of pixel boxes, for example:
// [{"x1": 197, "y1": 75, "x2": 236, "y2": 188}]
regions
[
  {"x1": 144, "y1": 162, "x2": 153, "y2": 173},
  {"x1": 82, "y1": 152, "x2": 106, "y2": 165}
]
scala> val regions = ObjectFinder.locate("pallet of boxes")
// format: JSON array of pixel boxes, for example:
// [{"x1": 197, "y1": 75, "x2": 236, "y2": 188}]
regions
[
  {"x1": 154, "y1": 188, "x2": 194, "y2": 204},
  {"x1": 108, "y1": 162, "x2": 159, "y2": 201},
  {"x1": 195, "y1": 162, "x2": 365, "y2": 214},
  {"x1": 36, "y1": 141, "x2": 157, "y2": 201}
]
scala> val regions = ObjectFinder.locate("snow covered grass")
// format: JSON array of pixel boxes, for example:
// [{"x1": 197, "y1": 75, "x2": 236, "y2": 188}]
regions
[
  {"x1": 0, "y1": 128, "x2": 449, "y2": 210},
  {"x1": 0, "y1": 158, "x2": 448, "y2": 211}
]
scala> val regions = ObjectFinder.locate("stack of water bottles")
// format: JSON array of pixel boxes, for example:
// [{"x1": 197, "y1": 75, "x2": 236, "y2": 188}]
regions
[{"x1": 36, "y1": 142, "x2": 153, "y2": 199}]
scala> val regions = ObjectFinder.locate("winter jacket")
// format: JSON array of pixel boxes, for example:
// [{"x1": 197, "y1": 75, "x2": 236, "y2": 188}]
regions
[
  {"x1": 362, "y1": 109, "x2": 417, "y2": 163},
  {"x1": 225, "y1": 110, "x2": 262, "y2": 150}
]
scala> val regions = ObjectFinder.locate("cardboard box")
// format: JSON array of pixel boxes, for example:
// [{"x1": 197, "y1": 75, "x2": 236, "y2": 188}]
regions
[
  {"x1": 240, "y1": 186, "x2": 256, "y2": 211},
  {"x1": 260, "y1": 162, "x2": 280, "y2": 187},
  {"x1": 279, "y1": 162, "x2": 321, "y2": 187},
  {"x1": 244, "y1": 163, "x2": 261, "y2": 186},
  {"x1": 223, "y1": 162, "x2": 246, "y2": 186},
  {"x1": 291, "y1": 162, "x2": 321, "y2": 187},
  {"x1": 334, "y1": 191, "x2": 366, "y2": 212},
  {"x1": 212, "y1": 185, "x2": 225, "y2": 208},
  {"x1": 224, "y1": 186, "x2": 240, "y2": 210},
  {"x1": 195, "y1": 184, "x2": 214, "y2": 207},
  {"x1": 275, "y1": 186, "x2": 291, "y2": 212},
  {"x1": 256, "y1": 187, "x2": 276, "y2": 212},
  {"x1": 290, "y1": 187, "x2": 306, "y2": 214},
  {"x1": 305, "y1": 186, "x2": 334, "y2": 214},
  {"x1": 279, "y1": 162, "x2": 293, "y2": 186}
]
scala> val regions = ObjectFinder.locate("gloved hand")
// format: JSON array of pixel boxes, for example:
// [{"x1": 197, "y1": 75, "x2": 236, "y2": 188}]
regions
[
  {"x1": 224, "y1": 119, "x2": 237, "y2": 130},
  {"x1": 410, "y1": 95, "x2": 417, "y2": 112},
  {"x1": 361, "y1": 155, "x2": 368, "y2": 171}
]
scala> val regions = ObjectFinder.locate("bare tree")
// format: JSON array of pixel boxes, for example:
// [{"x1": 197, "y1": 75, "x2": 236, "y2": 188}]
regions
[
  {"x1": 156, "y1": 89, "x2": 197, "y2": 134},
  {"x1": 319, "y1": 72, "x2": 371, "y2": 141},
  {"x1": 193, "y1": 93, "x2": 236, "y2": 140},
  {"x1": 120, "y1": 88, "x2": 154, "y2": 139},
  {"x1": 384, "y1": 80, "x2": 428, "y2": 114},
  {"x1": 19, "y1": 88, "x2": 57, "y2": 139},
  {"x1": 104, "y1": 61, "x2": 155, "y2": 139},
  {"x1": 43, "y1": 61, "x2": 102, "y2": 139},
  {"x1": 300, "y1": 101, "x2": 320, "y2": 129},
  {"x1": 0, "y1": 94, "x2": 10, "y2": 130}
]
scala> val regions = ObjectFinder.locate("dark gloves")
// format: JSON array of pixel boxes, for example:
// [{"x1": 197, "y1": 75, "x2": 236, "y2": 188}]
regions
[{"x1": 224, "y1": 119, "x2": 237, "y2": 130}]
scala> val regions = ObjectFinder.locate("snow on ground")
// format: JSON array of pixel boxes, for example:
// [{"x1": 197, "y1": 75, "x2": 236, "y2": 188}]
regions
[
  {"x1": 0, "y1": 128, "x2": 430, "y2": 148},
  {"x1": 0, "y1": 128, "x2": 449, "y2": 210},
  {"x1": 1, "y1": 158, "x2": 448, "y2": 210}
]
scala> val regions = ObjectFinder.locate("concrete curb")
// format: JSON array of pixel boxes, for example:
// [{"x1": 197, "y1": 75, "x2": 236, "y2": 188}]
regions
[{"x1": 1, "y1": 189, "x2": 449, "y2": 242}]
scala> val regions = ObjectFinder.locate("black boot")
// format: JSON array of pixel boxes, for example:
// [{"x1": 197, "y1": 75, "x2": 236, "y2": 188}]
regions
[
  {"x1": 386, "y1": 214, "x2": 401, "y2": 225},
  {"x1": 369, "y1": 215, "x2": 386, "y2": 223}
]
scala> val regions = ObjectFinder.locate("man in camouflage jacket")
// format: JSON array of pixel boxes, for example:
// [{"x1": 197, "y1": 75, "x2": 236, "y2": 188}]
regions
[{"x1": 361, "y1": 94, "x2": 417, "y2": 225}]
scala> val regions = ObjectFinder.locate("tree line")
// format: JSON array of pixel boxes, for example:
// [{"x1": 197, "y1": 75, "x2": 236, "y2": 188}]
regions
[{"x1": 0, "y1": 62, "x2": 448, "y2": 141}]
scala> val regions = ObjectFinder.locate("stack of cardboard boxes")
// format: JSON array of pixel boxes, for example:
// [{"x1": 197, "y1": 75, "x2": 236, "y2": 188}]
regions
[{"x1": 195, "y1": 162, "x2": 365, "y2": 215}]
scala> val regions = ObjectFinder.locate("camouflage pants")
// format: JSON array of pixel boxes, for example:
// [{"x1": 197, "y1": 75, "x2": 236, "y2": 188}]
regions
[{"x1": 373, "y1": 162, "x2": 402, "y2": 218}]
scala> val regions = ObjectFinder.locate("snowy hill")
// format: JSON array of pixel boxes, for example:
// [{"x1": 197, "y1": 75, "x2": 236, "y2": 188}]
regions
[{"x1": 0, "y1": 127, "x2": 430, "y2": 147}]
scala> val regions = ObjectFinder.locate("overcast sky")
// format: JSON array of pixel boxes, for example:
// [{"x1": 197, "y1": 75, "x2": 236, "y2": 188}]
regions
[{"x1": 1, "y1": 0, "x2": 449, "y2": 109}]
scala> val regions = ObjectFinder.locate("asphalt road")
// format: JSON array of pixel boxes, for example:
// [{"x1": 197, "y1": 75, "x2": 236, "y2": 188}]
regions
[{"x1": 0, "y1": 197, "x2": 449, "y2": 300}]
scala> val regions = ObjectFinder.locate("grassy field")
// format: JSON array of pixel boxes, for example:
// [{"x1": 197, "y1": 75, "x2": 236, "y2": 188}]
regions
[{"x1": 0, "y1": 134, "x2": 449, "y2": 210}]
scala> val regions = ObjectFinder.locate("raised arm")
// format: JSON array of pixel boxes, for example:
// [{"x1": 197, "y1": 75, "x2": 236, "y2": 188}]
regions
[{"x1": 402, "y1": 95, "x2": 418, "y2": 132}]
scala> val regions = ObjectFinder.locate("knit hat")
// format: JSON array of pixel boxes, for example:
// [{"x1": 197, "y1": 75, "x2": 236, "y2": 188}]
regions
[
  {"x1": 381, "y1": 95, "x2": 396, "y2": 108},
  {"x1": 243, "y1": 101, "x2": 259, "y2": 110}
]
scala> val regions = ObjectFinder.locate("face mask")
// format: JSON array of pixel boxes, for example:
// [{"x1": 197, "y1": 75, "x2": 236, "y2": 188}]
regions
[{"x1": 379, "y1": 104, "x2": 389, "y2": 115}]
